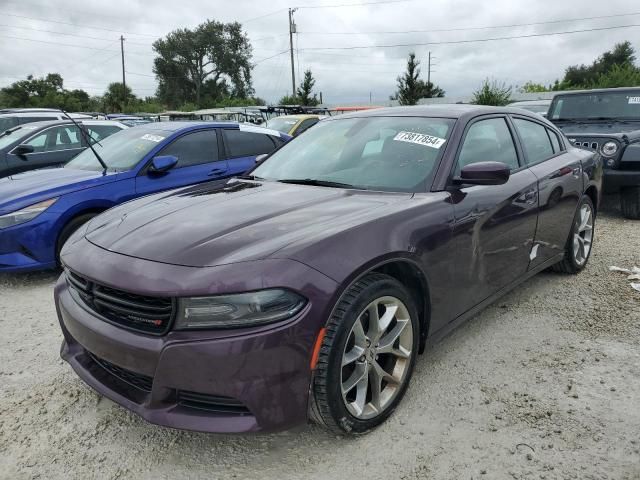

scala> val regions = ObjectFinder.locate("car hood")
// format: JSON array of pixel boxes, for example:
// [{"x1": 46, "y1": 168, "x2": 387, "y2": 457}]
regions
[
  {"x1": 84, "y1": 180, "x2": 409, "y2": 267},
  {"x1": 556, "y1": 121, "x2": 640, "y2": 138},
  {"x1": 0, "y1": 167, "x2": 119, "y2": 214}
]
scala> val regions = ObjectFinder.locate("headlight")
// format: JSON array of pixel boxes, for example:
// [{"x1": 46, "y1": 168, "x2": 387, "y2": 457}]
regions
[
  {"x1": 0, "y1": 198, "x2": 58, "y2": 229},
  {"x1": 601, "y1": 141, "x2": 618, "y2": 157},
  {"x1": 175, "y1": 289, "x2": 306, "y2": 330}
]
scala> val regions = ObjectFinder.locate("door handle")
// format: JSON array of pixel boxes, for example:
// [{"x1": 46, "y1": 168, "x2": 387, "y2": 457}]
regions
[{"x1": 208, "y1": 168, "x2": 227, "y2": 177}]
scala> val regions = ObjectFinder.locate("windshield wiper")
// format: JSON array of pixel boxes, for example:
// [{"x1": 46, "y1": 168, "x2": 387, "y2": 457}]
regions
[
  {"x1": 0, "y1": 126, "x2": 21, "y2": 138},
  {"x1": 236, "y1": 174, "x2": 266, "y2": 180},
  {"x1": 60, "y1": 109, "x2": 108, "y2": 172},
  {"x1": 277, "y1": 178, "x2": 364, "y2": 190}
]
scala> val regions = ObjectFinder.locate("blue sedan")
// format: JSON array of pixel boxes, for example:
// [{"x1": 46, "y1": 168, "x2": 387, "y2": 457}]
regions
[{"x1": 0, "y1": 121, "x2": 290, "y2": 272}]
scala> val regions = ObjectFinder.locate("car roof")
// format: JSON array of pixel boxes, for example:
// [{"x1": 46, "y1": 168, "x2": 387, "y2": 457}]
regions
[
  {"x1": 0, "y1": 111, "x2": 91, "y2": 118},
  {"x1": 552, "y1": 86, "x2": 640, "y2": 97},
  {"x1": 508, "y1": 100, "x2": 552, "y2": 106},
  {"x1": 142, "y1": 121, "x2": 286, "y2": 136},
  {"x1": 326, "y1": 104, "x2": 543, "y2": 120}
]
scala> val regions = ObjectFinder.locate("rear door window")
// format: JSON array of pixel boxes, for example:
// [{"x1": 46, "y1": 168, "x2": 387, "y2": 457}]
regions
[
  {"x1": 547, "y1": 128, "x2": 562, "y2": 153},
  {"x1": 223, "y1": 130, "x2": 277, "y2": 158},
  {"x1": 513, "y1": 118, "x2": 555, "y2": 164}
]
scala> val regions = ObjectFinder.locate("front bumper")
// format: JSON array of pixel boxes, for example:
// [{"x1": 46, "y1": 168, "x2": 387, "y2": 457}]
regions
[
  {"x1": 0, "y1": 212, "x2": 59, "y2": 272},
  {"x1": 55, "y1": 243, "x2": 338, "y2": 433},
  {"x1": 603, "y1": 169, "x2": 640, "y2": 193}
]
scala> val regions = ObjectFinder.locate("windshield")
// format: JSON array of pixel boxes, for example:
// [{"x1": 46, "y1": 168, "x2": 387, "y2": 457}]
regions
[
  {"x1": 65, "y1": 127, "x2": 170, "y2": 172},
  {"x1": 265, "y1": 116, "x2": 298, "y2": 133},
  {"x1": 0, "y1": 117, "x2": 19, "y2": 132},
  {"x1": 253, "y1": 116, "x2": 455, "y2": 192},
  {"x1": 0, "y1": 127, "x2": 29, "y2": 150},
  {"x1": 550, "y1": 91, "x2": 640, "y2": 120}
]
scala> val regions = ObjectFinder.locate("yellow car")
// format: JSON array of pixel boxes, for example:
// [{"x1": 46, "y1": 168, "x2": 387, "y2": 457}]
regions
[{"x1": 264, "y1": 114, "x2": 324, "y2": 137}]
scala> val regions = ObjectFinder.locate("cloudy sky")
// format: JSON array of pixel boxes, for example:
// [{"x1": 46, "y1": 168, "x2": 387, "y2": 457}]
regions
[{"x1": 0, "y1": 0, "x2": 638, "y2": 104}]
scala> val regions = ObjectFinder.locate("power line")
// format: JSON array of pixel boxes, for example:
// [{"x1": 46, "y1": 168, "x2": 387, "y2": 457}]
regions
[
  {"x1": 254, "y1": 49, "x2": 291, "y2": 65},
  {"x1": 300, "y1": 23, "x2": 640, "y2": 51},
  {"x1": 0, "y1": 11, "x2": 159, "y2": 37},
  {"x1": 0, "y1": 34, "x2": 155, "y2": 57},
  {"x1": 241, "y1": 9, "x2": 287, "y2": 23},
  {"x1": 299, "y1": 10, "x2": 640, "y2": 35},
  {"x1": 296, "y1": 0, "x2": 412, "y2": 8}
]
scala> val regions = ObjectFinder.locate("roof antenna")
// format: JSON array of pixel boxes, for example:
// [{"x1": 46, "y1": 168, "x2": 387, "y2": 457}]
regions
[{"x1": 60, "y1": 110, "x2": 108, "y2": 173}]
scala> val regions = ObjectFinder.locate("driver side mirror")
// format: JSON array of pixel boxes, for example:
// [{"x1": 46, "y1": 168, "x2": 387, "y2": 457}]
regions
[
  {"x1": 454, "y1": 161, "x2": 510, "y2": 186},
  {"x1": 13, "y1": 144, "x2": 35, "y2": 157},
  {"x1": 149, "y1": 155, "x2": 178, "y2": 174},
  {"x1": 255, "y1": 153, "x2": 268, "y2": 164}
]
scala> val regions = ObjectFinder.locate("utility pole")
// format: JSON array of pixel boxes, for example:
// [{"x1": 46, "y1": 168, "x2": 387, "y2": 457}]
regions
[
  {"x1": 120, "y1": 35, "x2": 126, "y2": 108},
  {"x1": 288, "y1": 8, "x2": 297, "y2": 99},
  {"x1": 427, "y1": 51, "x2": 431, "y2": 85}
]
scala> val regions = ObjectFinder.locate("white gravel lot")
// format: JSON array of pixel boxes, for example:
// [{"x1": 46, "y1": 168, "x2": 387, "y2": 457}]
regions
[{"x1": 0, "y1": 196, "x2": 638, "y2": 480}]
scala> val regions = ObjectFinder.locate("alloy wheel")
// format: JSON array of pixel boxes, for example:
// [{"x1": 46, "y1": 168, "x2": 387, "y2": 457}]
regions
[
  {"x1": 573, "y1": 203, "x2": 593, "y2": 266},
  {"x1": 340, "y1": 296, "x2": 414, "y2": 420}
]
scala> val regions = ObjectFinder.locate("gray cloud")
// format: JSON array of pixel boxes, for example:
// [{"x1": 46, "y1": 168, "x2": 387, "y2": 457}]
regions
[{"x1": 0, "y1": 0, "x2": 638, "y2": 104}]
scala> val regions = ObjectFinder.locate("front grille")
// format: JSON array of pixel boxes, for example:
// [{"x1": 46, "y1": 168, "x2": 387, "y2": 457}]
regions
[
  {"x1": 573, "y1": 139, "x2": 599, "y2": 150},
  {"x1": 66, "y1": 269, "x2": 175, "y2": 335},
  {"x1": 87, "y1": 351, "x2": 153, "y2": 392},
  {"x1": 177, "y1": 390, "x2": 251, "y2": 415}
]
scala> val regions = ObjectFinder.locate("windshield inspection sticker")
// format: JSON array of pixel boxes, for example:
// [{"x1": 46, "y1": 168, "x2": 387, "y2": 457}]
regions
[
  {"x1": 628, "y1": 96, "x2": 640, "y2": 104},
  {"x1": 393, "y1": 131, "x2": 446, "y2": 149},
  {"x1": 140, "y1": 133, "x2": 164, "y2": 142}
]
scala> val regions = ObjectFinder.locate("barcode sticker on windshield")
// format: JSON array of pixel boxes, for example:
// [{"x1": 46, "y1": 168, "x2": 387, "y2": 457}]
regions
[
  {"x1": 393, "y1": 131, "x2": 446, "y2": 149},
  {"x1": 140, "y1": 133, "x2": 164, "y2": 142},
  {"x1": 628, "y1": 97, "x2": 640, "y2": 104}
]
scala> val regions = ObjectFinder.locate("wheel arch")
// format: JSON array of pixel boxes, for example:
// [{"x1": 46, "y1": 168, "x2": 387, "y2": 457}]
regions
[
  {"x1": 584, "y1": 184, "x2": 599, "y2": 213},
  {"x1": 327, "y1": 254, "x2": 432, "y2": 355}
]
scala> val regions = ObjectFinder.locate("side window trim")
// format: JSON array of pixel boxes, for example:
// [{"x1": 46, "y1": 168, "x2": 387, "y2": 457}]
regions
[
  {"x1": 509, "y1": 114, "x2": 564, "y2": 166},
  {"x1": 448, "y1": 114, "x2": 524, "y2": 183},
  {"x1": 9, "y1": 125, "x2": 82, "y2": 155}
]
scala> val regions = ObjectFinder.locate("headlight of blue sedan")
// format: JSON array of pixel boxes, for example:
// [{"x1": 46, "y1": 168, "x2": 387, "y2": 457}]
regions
[
  {"x1": 0, "y1": 198, "x2": 58, "y2": 229},
  {"x1": 175, "y1": 289, "x2": 307, "y2": 330}
]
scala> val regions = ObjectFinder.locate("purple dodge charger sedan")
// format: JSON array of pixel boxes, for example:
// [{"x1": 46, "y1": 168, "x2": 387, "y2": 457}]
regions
[{"x1": 55, "y1": 105, "x2": 601, "y2": 434}]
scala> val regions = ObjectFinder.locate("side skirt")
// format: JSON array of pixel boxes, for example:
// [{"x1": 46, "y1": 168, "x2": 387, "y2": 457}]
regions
[{"x1": 424, "y1": 252, "x2": 565, "y2": 349}]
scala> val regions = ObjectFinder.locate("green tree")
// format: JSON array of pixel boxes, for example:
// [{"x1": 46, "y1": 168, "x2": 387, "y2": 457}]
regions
[
  {"x1": 277, "y1": 94, "x2": 299, "y2": 105},
  {"x1": 153, "y1": 20, "x2": 253, "y2": 108},
  {"x1": 519, "y1": 81, "x2": 550, "y2": 93},
  {"x1": 561, "y1": 41, "x2": 637, "y2": 88},
  {"x1": 0, "y1": 73, "x2": 97, "y2": 111},
  {"x1": 102, "y1": 82, "x2": 136, "y2": 113},
  {"x1": 472, "y1": 79, "x2": 513, "y2": 106},
  {"x1": 392, "y1": 53, "x2": 444, "y2": 105},
  {"x1": 296, "y1": 70, "x2": 320, "y2": 106},
  {"x1": 589, "y1": 63, "x2": 640, "y2": 88}
]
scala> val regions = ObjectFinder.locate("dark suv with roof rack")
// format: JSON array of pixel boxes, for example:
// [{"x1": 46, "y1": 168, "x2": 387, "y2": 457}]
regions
[{"x1": 548, "y1": 87, "x2": 640, "y2": 218}]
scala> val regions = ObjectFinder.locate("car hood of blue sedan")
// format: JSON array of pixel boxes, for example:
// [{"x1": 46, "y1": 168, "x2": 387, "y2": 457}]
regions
[{"x1": 0, "y1": 167, "x2": 119, "y2": 214}]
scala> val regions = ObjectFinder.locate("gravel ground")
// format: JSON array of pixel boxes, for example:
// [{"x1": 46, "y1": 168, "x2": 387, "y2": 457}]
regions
[{"x1": 1, "y1": 196, "x2": 639, "y2": 480}]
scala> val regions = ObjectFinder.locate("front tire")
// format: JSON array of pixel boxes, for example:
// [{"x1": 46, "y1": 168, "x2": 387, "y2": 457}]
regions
[
  {"x1": 311, "y1": 273, "x2": 419, "y2": 435},
  {"x1": 56, "y1": 214, "x2": 96, "y2": 266},
  {"x1": 552, "y1": 195, "x2": 595, "y2": 274},
  {"x1": 621, "y1": 186, "x2": 640, "y2": 220}
]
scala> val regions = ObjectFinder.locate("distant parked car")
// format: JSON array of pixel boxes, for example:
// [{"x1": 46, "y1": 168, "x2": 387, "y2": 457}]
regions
[
  {"x1": 0, "y1": 110, "x2": 92, "y2": 132},
  {"x1": 265, "y1": 114, "x2": 325, "y2": 136},
  {"x1": 0, "y1": 122, "x2": 290, "y2": 272},
  {"x1": 55, "y1": 105, "x2": 600, "y2": 435},
  {"x1": 508, "y1": 100, "x2": 552, "y2": 117},
  {"x1": 548, "y1": 87, "x2": 640, "y2": 218},
  {"x1": 0, "y1": 120, "x2": 127, "y2": 178}
]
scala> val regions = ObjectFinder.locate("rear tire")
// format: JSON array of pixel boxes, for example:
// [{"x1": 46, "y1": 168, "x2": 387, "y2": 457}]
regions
[
  {"x1": 56, "y1": 214, "x2": 96, "y2": 266},
  {"x1": 552, "y1": 195, "x2": 595, "y2": 274},
  {"x1": 310, "y1": 273, "x2": 419, "y2": 435},
  {"x1": 621, "y1": 186, "x2": 640, "y2": 220}
]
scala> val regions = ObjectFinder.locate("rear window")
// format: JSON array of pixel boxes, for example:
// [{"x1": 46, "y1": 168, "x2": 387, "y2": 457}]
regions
[
  {"x1": 0, "y1": 117, "x2": 19, "y2": 132},
  {"x1": 223, "y1": 130, "x2": 277, "y2": 158}
]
